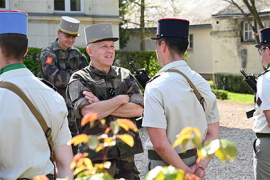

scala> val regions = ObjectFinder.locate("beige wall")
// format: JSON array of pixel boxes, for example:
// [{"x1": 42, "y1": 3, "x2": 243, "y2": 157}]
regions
[
  {"x1": 123, "y1": 27, "x2": 214, "y2": 80},
  {"x1": 211, "y1": 17, "x2": 264, "y2": 75},
  {"x1": 6, "y1": 0, "x2": 121, "y2": 49},
  {"x1": 187, "y1": 28, "x2": 213, "y2": 78}
]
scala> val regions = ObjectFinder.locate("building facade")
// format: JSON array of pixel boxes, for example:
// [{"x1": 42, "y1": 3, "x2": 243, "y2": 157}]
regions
[
  {"x1": 123, "y1": 0, "x2": 270, "y2": 78},
  {"x1": 0, "y1": 0, "x2": 121, "y2": 49}
]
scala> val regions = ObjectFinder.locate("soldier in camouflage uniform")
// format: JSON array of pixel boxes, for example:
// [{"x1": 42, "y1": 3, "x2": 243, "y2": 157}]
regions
[
  {"x1": 39, "y1": 16, "x2": 89, "y2": 154},
  {"x1": 66, "y1": 23, "x2": 144, "y2": 179}
]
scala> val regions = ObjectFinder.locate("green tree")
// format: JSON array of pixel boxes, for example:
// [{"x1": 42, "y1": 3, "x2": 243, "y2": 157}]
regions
[{"x1": 121, "y1": 0, "x2": 179, "y2": 50}]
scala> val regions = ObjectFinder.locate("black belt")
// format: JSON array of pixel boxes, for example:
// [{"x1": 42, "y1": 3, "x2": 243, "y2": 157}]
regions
[
  {"x1": 17, "y1": 174, "x2": 54, "y2": 180},
  {"x1": 148, "y1": 149, "x2": 197, "y2": 161},
  {"x1": 256, "y1": 133, "x2": 270, "y2": 138}
]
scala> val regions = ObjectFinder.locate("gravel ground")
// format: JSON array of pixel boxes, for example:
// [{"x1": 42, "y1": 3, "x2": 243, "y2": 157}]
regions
[{"x1": 135, "y1": 100, "x2": 255, "y2": 180}]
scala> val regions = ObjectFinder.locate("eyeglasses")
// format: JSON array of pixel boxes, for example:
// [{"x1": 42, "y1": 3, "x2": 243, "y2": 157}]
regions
[{"x1": 258, "y1": 47, "x2": 267, "y2": 55}]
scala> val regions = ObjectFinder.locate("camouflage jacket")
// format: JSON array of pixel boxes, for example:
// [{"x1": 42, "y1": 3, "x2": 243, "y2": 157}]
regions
[
  {"x1": 39, "y1": 38, "x2": 89, "y2": 99},
  {"x1": 66, "y1": 64, "x2": 144, "y2": 161}
]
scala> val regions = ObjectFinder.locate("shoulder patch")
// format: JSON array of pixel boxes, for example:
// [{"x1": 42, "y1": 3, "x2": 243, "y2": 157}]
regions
[{"x1": 46, "y1": 56, "x2": 53, "y2": 64}]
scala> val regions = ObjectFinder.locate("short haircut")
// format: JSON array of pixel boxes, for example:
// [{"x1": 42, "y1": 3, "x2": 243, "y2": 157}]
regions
[
  {"x1": 157, "y1": 37, "x2": 189, "y2": 56},
  {"x1": 0, "y1": 33, "x2": 28, "y2": 60}
]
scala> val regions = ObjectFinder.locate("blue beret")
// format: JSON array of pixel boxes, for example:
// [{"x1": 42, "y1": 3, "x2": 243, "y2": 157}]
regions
[
  {"x1": 151, "y1": 18, "x2": 190, "y2": 40},
  {"x1": 0, "y1": 10, "x2": 28, "y2": 35}
]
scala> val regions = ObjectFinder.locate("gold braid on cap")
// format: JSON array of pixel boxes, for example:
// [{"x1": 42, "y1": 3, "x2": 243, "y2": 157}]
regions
[{"x1": 59, "y1": 27, "x2": 78, "y2": 36}]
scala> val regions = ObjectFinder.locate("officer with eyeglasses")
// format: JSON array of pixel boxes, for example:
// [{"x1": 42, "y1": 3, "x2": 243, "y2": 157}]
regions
[{"x1": 253, "y1": 27, "x2": 270, "y2": 180}]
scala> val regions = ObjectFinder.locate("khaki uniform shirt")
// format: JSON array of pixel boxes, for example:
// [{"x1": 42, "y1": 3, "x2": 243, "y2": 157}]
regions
[
  {"x1": 253, "y1": 68, "x2": 270, "y2": 133},
  {"x1": 0, "y1": 67, "x2": 71, "y2": 179},
  {"x1": 66, "y1": 64, "x2": 144, "y2": 161},
  {"x1": 143, "y1": 60, "x2": 220, "y2": 153}
]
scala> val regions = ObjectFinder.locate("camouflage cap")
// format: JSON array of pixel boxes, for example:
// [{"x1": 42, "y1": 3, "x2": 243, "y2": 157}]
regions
[
  {"x1": 59, "y1": 16, "x2": 80, "y2": 37},
  {"x1": 84, "y1": 23, "x2": 118, "y2": 45}
]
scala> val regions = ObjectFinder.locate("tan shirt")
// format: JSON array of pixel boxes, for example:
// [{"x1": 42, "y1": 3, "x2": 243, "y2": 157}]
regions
[
  {"x1": 0, "y1": 68, "x2": 71, "y2": 179},
  {"x1": 143, "y1": 60, "x2": 220, "y2": 153}
]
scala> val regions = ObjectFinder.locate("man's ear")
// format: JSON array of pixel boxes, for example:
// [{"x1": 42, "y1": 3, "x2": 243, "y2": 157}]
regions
[
  {"x1": 23, "y1": 48, "x2": 28, "y2": 57},
  {"x1": 161, "y1": 41, "x2": 167, "y2": 52},
  {"x1": 86, "y1": 47, "x2": 91, "y2": 55}
]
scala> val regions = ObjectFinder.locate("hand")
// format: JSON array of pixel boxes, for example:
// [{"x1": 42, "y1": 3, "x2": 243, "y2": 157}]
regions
[
  {"x1": 117, "y1": 94, "x2": 130, "y2": 104},
  {"x1": 194, "y1": 168, "x2": 205, "y2": 180},
  {"x1": 83, "y1": 91, "x2": 99, "y2": 104}
]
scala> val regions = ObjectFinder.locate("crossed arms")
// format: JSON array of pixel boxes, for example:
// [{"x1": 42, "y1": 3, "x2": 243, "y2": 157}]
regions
[{"x1": 81, "y1": 91, "x2": 143, "y2": 119}]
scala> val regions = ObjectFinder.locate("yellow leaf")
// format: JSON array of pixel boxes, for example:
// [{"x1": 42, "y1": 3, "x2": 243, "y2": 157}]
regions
[
  {"x1": 81, "y1": 112, "x2": 98, "y2": 126},
  {"x1": 95, "y1": 144, "x2": 103, "y2": 152},
  {"x1": 68, "y1": 134, "x2": 89, "y2": 146},
  {"x1": 173, "y1": 134, "x2": 190, "y2": 148},
  {"x1": 117, "y1": 121, "x2": 129, "y2": 131},
  {"x1": 70, "y1": 161, "x2": 76, "y2": 169},
  {"x1": 118, "y1": 134, "x2": 134, "y2": 147},
  {"x1": 215, "y1": 148, "x2": 227, "y2": 163},
  {"x1": 116, "y1": 119, "x2": 138, "y2": 132},
  {"x1": 192, "y1": 127, "x2": 201, "y2": 139},
  {"x1": 101, "y1": 119, "x2": 106, "y2": 127},
  {"x1": 83, "y1": 158, "x2": 93, "y2": 169},
  {"x1": 178, "y1": 127, "x2": 193, "y2": 137},
  {"x1": 74, "y1": 165, "x2": 87, "y2": 175}
]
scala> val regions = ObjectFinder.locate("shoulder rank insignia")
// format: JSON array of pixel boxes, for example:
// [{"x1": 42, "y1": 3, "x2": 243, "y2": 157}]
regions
[
  {"x1": 258, "y1": 70, "x2": 270, "y2": 77},
  {"x1": 46, "y1": 56, "x2": 53, "y2": 65},
  {"x1": 257, "y1": 97, "x2": 262, "y2": 106}
]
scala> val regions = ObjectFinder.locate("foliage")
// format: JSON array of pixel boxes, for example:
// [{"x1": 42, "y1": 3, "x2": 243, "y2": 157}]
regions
[
  {"x1": 119, "y1": 0, "x2": 131, "y2": 49},
  {"x1": 214, "y1": 72, "x2": 254, "y2": 94},
  {"x1": 212, "y1": 89, "x2": 228, "y2": 100},
  {"x1": 23, "y1": 48, "x2": 42, "y2": 77},
  {"x1": 115, "y1": 50, "x2": 160, "y2": 77},
  {"x1": 68, "y1": 113, "x2": 138, "y2": 179},
  {"x1": 145, "y1": 127, "x2": 237, "y2": 180}
]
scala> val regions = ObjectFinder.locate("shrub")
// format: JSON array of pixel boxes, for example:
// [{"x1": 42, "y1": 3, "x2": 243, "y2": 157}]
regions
[
  {"x1": 214, "y1": 73, "x2": 253, "y2": 94},
  {"x1": 212, "y1": 89, "x2": 228, "y2": 100}
]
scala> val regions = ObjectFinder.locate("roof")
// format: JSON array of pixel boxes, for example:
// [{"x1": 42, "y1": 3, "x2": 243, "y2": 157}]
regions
[
  {"x1": 124, "y1": 0, "x2": 230, "y2": 28},
  {"x1": 124, "y1": 0, "x2": 270, "y2": 28},
  {"x1": 213, "y1": 0, "x2": 270, "y2": 17}
]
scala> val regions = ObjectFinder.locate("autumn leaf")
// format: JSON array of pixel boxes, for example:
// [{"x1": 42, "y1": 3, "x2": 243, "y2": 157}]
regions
[
  {"x1": 117, "y1": 134, "x2": 134, "y2": 147},
  {"x1": 116, "y1": 119, "x2": 138, "y2": 132},
  {"x1": 68, "y1": 134, "x2": 89, "y2": 146},
  {"x1": 81, "y1": 112, "x2": 98, "y2": 126},
  {"x1": 33, "y1": 175, "x2": 49, "y2": 180}
]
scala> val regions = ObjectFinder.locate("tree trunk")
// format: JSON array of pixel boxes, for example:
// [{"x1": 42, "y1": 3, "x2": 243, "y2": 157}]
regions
[{"x1": 140, "y1": 0, "x2": 145, "y2": 51}]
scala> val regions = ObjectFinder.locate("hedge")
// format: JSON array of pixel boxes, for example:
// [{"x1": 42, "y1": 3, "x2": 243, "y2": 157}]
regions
[
  {"x1": 214, "y1": 73, "x2": 254, "y2": 94},
  {"x1": 24, "y1": 47, "x2": 161, "y2": 78}
]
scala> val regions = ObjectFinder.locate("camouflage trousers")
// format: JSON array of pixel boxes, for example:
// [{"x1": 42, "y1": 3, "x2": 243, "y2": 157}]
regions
[{"x1": 92, "y1": 155, "x2": 140, "y2": 180}]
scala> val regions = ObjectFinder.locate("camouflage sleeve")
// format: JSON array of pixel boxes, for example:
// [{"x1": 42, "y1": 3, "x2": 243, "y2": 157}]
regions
[
  {"x1": 79, "y1": 53, "x2": 89, "y2": 68},
  {"x1": 126, "y1": 73, "x2": 144, "y2": 106},
  {"x1": 66, "y1": 75, "x2": 91, "y2": 119},
  {"x1": 39, "y1": 48, "x2": 74, "y2": 89}
]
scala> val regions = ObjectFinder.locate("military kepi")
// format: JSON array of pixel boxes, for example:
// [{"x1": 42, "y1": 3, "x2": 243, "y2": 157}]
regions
[
  {"x1": 151, "y1": 18, "x2": 189, "y2": 40},
  {"x1": 59, "y1": 16, "x2": 80, "y2": 37},
  {"x1": 84, "y1": 23, "x2": 118, "y2": 45},
  {"x1": 0, "y1": 10, "x2": 28, "y2": 35},
  {"x1": 255, "y1": 27, "x2": 270, "y2": 48}
]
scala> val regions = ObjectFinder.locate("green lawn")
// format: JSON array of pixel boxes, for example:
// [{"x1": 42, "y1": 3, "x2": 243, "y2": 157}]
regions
[{"x1": 226, "y1": 92, "x2": 254, "y2": 104}]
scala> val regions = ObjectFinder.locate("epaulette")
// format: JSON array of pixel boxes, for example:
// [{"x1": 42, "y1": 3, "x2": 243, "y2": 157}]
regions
[
  {"x1": 258, "y1": 70, "x2": 270, "y2": 77},
  {"x1": 148, "y1": 75, "x2": 161, "y2": 83},
  {"x1": 39, "y1": 78, "x2": 57, "y2": 91}
]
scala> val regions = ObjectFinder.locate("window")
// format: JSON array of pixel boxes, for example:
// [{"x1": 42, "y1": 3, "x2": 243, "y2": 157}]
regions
[
  {"x1": 189, "y1": 34, "x2": 193, "y2": 49},
  {"x1": 243, "y1": 22, "x2": 254, "y2": 41},
  {"x1": 54, "y1": 0, "x2": 82, "y2": 12},
  {"x1": 0, "y1": 0, "x2": 9, "y2": 9}
]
